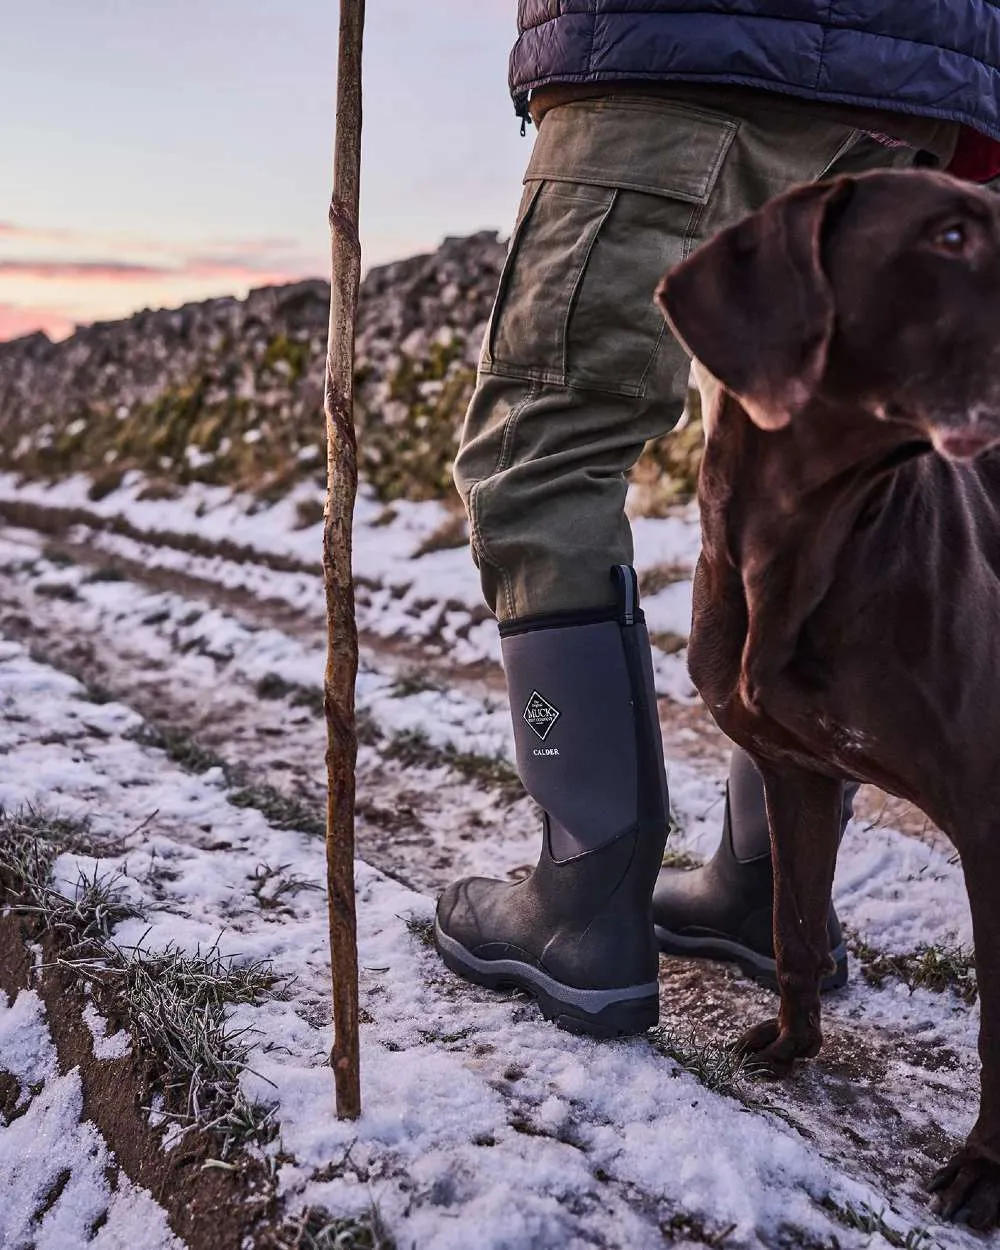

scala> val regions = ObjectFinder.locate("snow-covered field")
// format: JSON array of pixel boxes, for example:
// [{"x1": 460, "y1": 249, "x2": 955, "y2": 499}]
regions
[{"x1": 0, "y1": 472, "x2": 986, "y2": 1249}]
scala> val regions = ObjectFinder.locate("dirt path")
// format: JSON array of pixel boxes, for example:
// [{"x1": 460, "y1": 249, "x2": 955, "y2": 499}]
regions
[{"x1": 0, "y1": 507, "x2": 984, "y2": 1249}]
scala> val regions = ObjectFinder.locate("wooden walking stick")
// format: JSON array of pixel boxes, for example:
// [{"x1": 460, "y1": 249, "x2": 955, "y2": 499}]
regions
[{"x1": 322, "y1": 0, "x2": 365, "y2": 1120}]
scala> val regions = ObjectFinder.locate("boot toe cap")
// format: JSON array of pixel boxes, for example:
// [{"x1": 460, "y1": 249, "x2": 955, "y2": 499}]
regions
[{"x1": 436, "y1": 876, "x2": 500, "y2": 950}]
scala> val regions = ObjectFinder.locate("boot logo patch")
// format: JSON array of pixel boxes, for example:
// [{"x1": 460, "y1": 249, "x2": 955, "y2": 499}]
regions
[{"x1": 523, "y1": 690, "x2": 560, "y2": 741}]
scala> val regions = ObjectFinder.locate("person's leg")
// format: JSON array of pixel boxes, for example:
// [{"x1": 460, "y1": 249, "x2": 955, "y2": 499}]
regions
[
  {"x1": 437, "y1": 97, "x2": 888, "y2": 1035},
  {"x1": 651, "y1": 131, "x2": 922, "y2": 988}
]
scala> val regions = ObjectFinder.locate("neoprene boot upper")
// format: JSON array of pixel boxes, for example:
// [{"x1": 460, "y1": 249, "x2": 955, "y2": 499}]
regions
[{"x1": 435, "y1": 566, "x2": 670, "y2": 1037}]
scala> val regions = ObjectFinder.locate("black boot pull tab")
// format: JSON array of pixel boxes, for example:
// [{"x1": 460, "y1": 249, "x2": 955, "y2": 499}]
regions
[{"x1": 611, "y1": 565, "x2": 639, "y2": 627}]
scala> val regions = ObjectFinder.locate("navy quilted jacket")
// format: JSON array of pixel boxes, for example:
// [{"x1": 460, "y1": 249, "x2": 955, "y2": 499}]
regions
[{"x1": 510, "y1": 2, "x2": 1000, "y2": 141}]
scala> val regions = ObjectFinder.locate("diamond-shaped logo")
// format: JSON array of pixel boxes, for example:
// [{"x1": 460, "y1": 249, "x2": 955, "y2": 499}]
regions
[{"x1": 523, "y1": 690, "x2": 561, "y2": 741}]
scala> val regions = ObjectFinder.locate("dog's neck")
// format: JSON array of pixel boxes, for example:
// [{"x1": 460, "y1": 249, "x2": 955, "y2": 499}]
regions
[
  {"x1": 698, "y1": 387, "x2": 926, "y2": 568},
  {"x1": 697, "y1": 386, "x2": 928, "y2": 707}
]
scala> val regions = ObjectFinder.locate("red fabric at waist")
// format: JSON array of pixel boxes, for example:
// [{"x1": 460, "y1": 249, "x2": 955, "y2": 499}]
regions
[{"x1": 946, "y1": 127, "x2": 1000, "y2": 184}]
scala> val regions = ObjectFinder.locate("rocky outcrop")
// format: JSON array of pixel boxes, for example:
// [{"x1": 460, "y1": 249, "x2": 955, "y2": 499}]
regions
[{"x1": 0, "y1": 232, "x2": 700, "y2": 509}]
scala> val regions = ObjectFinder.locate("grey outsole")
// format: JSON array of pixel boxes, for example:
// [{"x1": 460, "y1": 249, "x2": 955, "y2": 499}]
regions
[
  {"x1": 434, "y1": 920, "x2": 659, "y2": 1037},
  {"x1": 654, "y1": 925, "x2": 849, "y2": 993}
]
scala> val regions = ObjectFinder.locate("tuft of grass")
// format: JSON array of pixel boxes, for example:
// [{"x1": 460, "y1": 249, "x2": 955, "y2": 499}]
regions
[
  {"x1": 639, "y1": 563, "x2": 690, "y2": 597},
  {"x1": 35, "y1": 582, "x2": 80, "y2": 602},
  {"x1": 79, "y1": 678, "x2": 116, "y2": 705},
  {"x1": 228, "y1": 784, "x2": 325, "y2": 839},
  {"x1": 356, "y1": 708, "x2": 381, "y2": 746},
  {"x1": 65, "y1": 938, "x2": 285, "y2": 1157},
  {"x1": 389, "y1": 669, "x2": 446, "y2": 699},
  {"x1": 250, "y1": 861, "x2": 320, "y2": 913},
  {"x1": 821, "y1": 1197, "x2": 940, "y2": 1250},
  {"x1": 125, "y1": 722, "x2": 227, "y2": 775},
  {"x1": 853, "y1": 939, "x2": 977, "y2": 1004},
  {"x1": 0, "y1": 807, "x2": 138, "y2": 945},
  {"x1": 274, "y1": 1204, "x2": 396, "y2": 1250},
  {"x1": 82, "y1": 565, "x2": 127, "y2": 584},
  {"x1": 293, "y1": 498, "x2": 326, "y2": 531},
  {"x1": 661, "y1": 847, "x2": 701, "y2": 871},
  {"x1": 650, "y1": 1027, "x2": 765, "y2": 1103},
  {"x1": 412, "y1": 514, "x2": 467, "y2": 558},
  {"x1": 383, "y1": 728, "x2": 523, "y2": 803},
  {"x1": 41, "y1": 545, "x2": 76, "y2": 568},
  {"x1": 649, "y1": 630, "x2": 688, "y2": 656},
  {"x1": 1, "y1": 806, "x2": 286, "y2": 1158},
  {"x1": 254, "y1": 673, "x2": 325, "y2": 715},
  {"x1": 404, "y1": 915, "x2": 436, "y2": 949},
  {"x1": 660, "y1": 1212, "x2": 736, "y2": 1247},
  {"x1": 128, "y1": 718, "x2": 330, "y2": 838},
  {"x1": 255, "y1": 672, "x2": 298, "y2": 701}
]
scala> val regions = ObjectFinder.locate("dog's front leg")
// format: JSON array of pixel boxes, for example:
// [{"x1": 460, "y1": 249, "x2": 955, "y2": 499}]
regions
[
  {"x1": 930, "y1": 844, "x2": 1000, "y2": 1228},
  {"x1": 733, "y1": 761, "x2": 843, "y2": 1075}
]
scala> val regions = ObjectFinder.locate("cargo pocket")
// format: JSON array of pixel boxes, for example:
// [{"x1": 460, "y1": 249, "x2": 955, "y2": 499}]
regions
[{"x1": 483, "y1": 100, "x2": 738, "y2": 398}]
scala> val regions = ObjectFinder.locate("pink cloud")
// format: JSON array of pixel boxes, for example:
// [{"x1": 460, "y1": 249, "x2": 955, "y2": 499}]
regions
[
  {"x1": 0, "y1": 223, "x2": 78, "y2": 243},
  {"x1": 0, "y1": 303, "x2": 76, "y2": 342},
  {"x1": 0, "y1": 221, "x2": 307, "y2": 262},
  {"x1": 0, "y1": 256, "x2": 311, "y2": 285},
  {"x1": 0, "y1": 259, "x2": 168, "y2": 280}
]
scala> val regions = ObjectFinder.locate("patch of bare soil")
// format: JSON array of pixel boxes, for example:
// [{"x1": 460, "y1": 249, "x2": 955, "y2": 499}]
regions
[
  {"x1": 0, "y1": 913, "x2": 280, "y2": 1250},
  {"x1": 655, "y1": 954, "x2": 971, "y2": 1205}
]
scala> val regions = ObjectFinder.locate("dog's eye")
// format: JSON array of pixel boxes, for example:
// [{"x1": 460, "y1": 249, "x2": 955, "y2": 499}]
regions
[{"x1": 932, "y1": 222, "x2": 969, "y2": 253}]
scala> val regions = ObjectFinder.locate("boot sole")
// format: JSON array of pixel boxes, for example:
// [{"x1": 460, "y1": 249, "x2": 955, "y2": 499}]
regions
[
  {"x1": 654, "y1": 926, "x2": 849, "y2": 994},
  {"x1": 434, "y1": 921, "x2": 659, "y2": 1039}
]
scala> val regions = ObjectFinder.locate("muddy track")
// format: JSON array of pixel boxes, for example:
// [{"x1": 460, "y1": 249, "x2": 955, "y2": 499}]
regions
[
  {"x1": 0, "y1": 509, "x2": 982, "y2": 1244},
  {"x1": 0, "y1": 501, "x2": 946, "y2": 850}
]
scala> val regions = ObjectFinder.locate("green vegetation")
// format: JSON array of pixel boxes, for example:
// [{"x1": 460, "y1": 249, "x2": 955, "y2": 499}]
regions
[
  {"x1": 821, "y1": 1196, "x2": 940, "y2": 1250},
  {"x1": 853, "y1": 938, "x2": 977, "y2": 1004}
]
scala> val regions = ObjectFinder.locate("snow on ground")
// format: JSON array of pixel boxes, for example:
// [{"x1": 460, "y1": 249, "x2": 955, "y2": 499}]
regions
[
  {"x1": 0, "y1": 988, "x2": 181, "y2": 1250},
  {"x1": 0, "y1": 639, "x2": 982, "y2": 1250},
  {"x1": 0, "y1": 472, "x2": 986, "y2": 1248},
  {"x1": 0, "y1": 470, "x2": 699, "y2": 697}
]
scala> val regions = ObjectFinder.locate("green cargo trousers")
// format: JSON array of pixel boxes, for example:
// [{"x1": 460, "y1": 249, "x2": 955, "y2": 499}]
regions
[{"x1": 454, "y1": 93, "x2": 917, "y2": 622}]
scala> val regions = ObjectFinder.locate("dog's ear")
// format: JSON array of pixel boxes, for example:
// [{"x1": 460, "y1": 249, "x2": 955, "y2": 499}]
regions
[{"x1": 657, "y1": 178, "x2": 854, "y2": 431}]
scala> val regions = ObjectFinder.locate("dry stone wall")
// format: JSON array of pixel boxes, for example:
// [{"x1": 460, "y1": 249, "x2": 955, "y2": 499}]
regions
[{"x1": 0, "y1": 232, "x2": 700, "y2": 510}]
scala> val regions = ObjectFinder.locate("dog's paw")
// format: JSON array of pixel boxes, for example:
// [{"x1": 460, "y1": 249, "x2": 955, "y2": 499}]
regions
[
  {"x1": 732, "y1": 1017, "x2": 821, "y2": 1076},
  {"x1": 930, "y1": 1146, "x2": 1000, "y2": 1228}
]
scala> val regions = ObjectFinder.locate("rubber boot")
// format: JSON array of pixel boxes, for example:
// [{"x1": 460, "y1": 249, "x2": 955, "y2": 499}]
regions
[
  {"x1": 434, "y1": 566, "x2": 669, "y2": 1038},
  {"x1": 652, "y1": 748, "x2": 852, "y2": 993}
]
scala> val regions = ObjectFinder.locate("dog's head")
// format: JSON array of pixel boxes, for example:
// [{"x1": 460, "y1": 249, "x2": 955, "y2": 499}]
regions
[{"x1": 657, "y1": 169, "x2": 1000, "y2": 461}]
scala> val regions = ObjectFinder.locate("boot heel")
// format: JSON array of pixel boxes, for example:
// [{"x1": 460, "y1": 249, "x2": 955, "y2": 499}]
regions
[{"x1": 546, "y1": 994, "x2": 660, "y2": 1040}]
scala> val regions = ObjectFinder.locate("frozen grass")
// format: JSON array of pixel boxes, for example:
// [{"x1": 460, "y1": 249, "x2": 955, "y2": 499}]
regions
[
  {"x1": 649, "y1": 1027, "x2": 766, "y2": 1104},
  {"x1": 228, "y1": 783, "x2": 325, "y2": 839},
  {"x1": 0, "y1": 806, "x2": 139, "y2": 946},
  {"x1": 853, "y1": 939, "x2": 978, "y2": 1004},
  {"x1": 382, "y1": 727, "x2": 523, "y2": 804},
  {"x1": 274, "y1": 1205, "x2": 396, "y2": 1250},
  {"x1": 125, "y1": 721, "x2": 227, "y2": 775},
  {"x1": 64, "y1": 939, "x2": 286, "y2": 1157},
  {"x1": 0, "y1": 805, "x2": 287, "y2": 1158},
  {"x1": 661, "y1": 847, "x2": 702, "y2": 871},
  {"x1": 821, "y1": 1197, "x2": 941, "y2": 1250},
  {"x1": 128, "y1": 719, "x2": 328, "y2": 837}
]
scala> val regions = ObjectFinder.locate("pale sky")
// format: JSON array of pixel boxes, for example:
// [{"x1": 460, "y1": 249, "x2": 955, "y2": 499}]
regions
[{"x1": 0, "y1": 2, "x2": 529, "y2": 340}]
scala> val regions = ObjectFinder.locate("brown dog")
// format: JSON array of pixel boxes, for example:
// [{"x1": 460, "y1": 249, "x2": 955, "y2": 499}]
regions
[{"x1": 656, "y1": 168, "x2": 1000, "y2": 1228}]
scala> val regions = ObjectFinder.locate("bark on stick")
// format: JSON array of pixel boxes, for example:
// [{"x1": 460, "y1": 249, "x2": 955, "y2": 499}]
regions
[{"x1": 323, "y1": 0, "x2": 365, "y2": 1121}]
